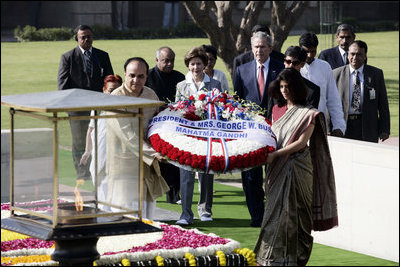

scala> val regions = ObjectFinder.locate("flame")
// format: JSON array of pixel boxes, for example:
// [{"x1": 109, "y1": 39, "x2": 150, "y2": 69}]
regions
[{"x1": 74, "y1": 179, "x2": 85, "y2": 212}]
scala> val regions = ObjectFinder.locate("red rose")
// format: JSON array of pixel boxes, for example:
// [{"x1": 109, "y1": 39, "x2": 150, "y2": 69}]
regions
[
  {"x1": 189, "y1": 95, "x2": 195, "y2": 101},
  {"x1": 236, "y1": 155, "x2": 243, "y2": 168},
  {"x1": 161, "y1": 147, "x2": 169, "y2": 155},
  {"x1": 199, "y1": 94, "x2": 206, "y2": 101},
  {"x1": 183, "y1": 151, "x2": 191, "y2": 160},
  {"x1": 184, "y1": 112, "x2": 201, "y2": 121},
  {"x1": 230, "y1": 155, "x2": 237, "y2": 169},
  {"x1": 243, "y1": 153, "x2": 250, "y2": 167},
  {"x1": 170, "y1": 153, "x2": 178, "y2": 161},
  {"x1": 167, "y1": 144, "x2": 173, "y2": 151}
]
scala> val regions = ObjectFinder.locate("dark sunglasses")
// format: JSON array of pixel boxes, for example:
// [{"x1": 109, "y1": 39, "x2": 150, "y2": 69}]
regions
[
  {"x1": 79, "y1": 35, "x2": 93, "y2": 40},
  {"x1": 284, "y1": 59, "x2": 301, "y2": 66}
]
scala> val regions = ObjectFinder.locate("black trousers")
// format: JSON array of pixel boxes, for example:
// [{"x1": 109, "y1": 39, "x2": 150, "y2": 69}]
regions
[
  {"x1": 344, "y1": 115, "x2": 362, "y2": 141},
  {"x1": 241, "y1": 166, "x2": 265, "y2": 226},
  {"x1": 69, "y1": 112, "x2": 91, "y2": 181},
  {"x1": 159, "y1": 161, "x2": 180, "y2": 203}
]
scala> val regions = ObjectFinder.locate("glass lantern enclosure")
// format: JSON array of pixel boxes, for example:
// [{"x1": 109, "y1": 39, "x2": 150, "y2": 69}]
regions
[{"x1": 1, "y1": 89, "x2": 164, "y2": 235}]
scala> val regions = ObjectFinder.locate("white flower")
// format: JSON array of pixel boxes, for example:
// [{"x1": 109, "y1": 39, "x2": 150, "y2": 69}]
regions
[
  {"x1": 97, "y1": 232, "x2": 163, "y2": 255},
  {"x1": 221, "y1": 109, "x2": 231, "y2": 120}
]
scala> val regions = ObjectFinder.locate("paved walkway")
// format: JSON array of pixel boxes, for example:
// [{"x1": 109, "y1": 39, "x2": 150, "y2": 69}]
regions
[{"x1": 153, "y1": 207, "x2": 181, "y2": 222}]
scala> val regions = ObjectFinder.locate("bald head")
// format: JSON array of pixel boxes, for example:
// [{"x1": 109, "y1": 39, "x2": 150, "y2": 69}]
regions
[{"x1": 156, "y1": 46, "x2": 175, "y2": 73}]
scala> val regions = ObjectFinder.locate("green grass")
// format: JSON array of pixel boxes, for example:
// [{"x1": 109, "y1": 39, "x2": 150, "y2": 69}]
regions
[
  {"x1": 1, "y1": 32, "x2": 398, "y2": 265},
  {"x1": 59, "y1": 149, "x2": 94, "y2": 191},
  {"x1": 1, "y1": 31, "x2": 399, "y2": 136},
  {"x1": 156, "y1": 180, "x2": 398, "y2": 266}
]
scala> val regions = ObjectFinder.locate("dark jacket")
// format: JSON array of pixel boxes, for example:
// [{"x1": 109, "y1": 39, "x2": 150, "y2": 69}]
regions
[
  {"x1": 234, "y1": 58, "x2": 284, "y2": 120},
  {"x1": 58, "y1": 46, "x2": 114, "y2": 92},
  {"x1": 303, "y1": 77, "x2": 321, "y2": 109},
  {"x1": 318, "y1": 46, "x2": 345, "y2": 70},
  {"x1": 232, "y1": 50, "x2": 284, "y2": 80},
  {"x1": 145, "y1": 66, "x2": 185, "y2": 103},
  {"x1": 333, "y1": 64, "x2": 390, "y2": 142}
]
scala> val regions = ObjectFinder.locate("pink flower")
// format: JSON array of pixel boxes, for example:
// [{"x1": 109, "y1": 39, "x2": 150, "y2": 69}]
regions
[
  {"x1": 103, "y1": 225, "x2": 229, "y2": 255},
  {"x1": 1, "y1": 238, "x2": 54, "y2": 252}
]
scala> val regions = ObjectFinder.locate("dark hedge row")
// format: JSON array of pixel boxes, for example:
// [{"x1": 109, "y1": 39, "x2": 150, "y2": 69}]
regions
[{"x1": 14, "y1": 22, "x2": 207, "y2": 42}]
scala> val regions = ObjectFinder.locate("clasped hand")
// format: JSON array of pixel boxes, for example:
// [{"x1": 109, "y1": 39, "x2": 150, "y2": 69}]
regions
[
  {"x1": 155, "y1": 152, "x2": 167, "y2": 162},
  {"x1": 266, "y1": 151, "x2": 278, "y2": 164},
  {"x1": 79, "y1": 151, "x2": 91, "y2": 166},
  {"x1": 379, "y1": 132, "x2": 390, "y2": 142},
  {"x1": 330, "y1": 129, "x2": 344, "y2": 137}
]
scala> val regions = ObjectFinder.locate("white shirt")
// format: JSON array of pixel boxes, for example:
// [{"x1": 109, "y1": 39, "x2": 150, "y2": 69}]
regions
[
  {"x1": 88, "y1": 110, "x2": 107, "y2": 181},
  {"x1": 185, "y1": 71, "x2": 210, "y2": 92},
  {"x1": 256, "y1": 58, "x2": 270, "y2": 90},
  {"x1": 338, "y1": 46, "x2": 347, "y2": 65},
  {"x1": 300, "y1": 58, "x2": 346, "y2": 133},
  {"x1": 176, "y1": 72, "x2": 212, "y2": 101},
  {"x1": 211, "y1": 69, "x2": 229, "y2": 92},
  {"x1": 79, "y1": 46, "x2": 92, "y2": 55},
  {"x1": 348, "y1": 64, "x2": 365, "y2": 115}
]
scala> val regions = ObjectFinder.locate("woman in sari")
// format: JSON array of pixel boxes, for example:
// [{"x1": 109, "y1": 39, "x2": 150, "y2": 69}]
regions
[{"x1": 254, "y1": 68, "x2": 338, "y2": 266}]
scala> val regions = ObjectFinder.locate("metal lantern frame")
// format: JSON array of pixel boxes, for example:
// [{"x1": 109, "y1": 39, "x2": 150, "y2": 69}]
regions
[{"x1": 1, "y1": 89, "x2": 164, "y2": 239}]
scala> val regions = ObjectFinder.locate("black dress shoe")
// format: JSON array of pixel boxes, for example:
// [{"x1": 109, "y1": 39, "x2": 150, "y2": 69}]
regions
[{"x1": 166, "y1": 188, "x2": 181, "y2": 203}]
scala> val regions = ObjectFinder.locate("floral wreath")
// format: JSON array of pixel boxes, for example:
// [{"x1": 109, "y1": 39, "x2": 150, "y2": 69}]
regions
[{"x1": 147, "y1": 88, "x2": 276, "y2": 174}]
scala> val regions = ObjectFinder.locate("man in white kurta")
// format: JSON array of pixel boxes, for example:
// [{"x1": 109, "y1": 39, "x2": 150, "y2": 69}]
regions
[
  {"x1": 106, "y1": 57, "x2": 169, "y2": 219},
  {"x1": 299, "y1": 33, "x2": 346, "y2": 136}
]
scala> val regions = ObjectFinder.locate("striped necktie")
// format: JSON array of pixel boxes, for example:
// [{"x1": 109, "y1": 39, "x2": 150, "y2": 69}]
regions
[
  {"x1": 84, "y1": 50, "x2": 93, "y2": 76},
  {"x1": 351, "y1": 70, "x2": 361, "y2": 113}
]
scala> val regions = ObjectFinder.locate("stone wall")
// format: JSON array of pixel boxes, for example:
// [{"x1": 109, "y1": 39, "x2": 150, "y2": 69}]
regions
[{"x1": 313, "y1": 136, "x2": 399, "y2": 263}]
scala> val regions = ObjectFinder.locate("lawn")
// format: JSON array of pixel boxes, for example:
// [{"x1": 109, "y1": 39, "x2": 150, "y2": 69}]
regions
[
  {"x1": 1, "y1": 31, "x2": 399, "y2": 136},
  {"x1": 1, "y1": 32, "x2": 399, "y2": 265},
  {"x1": 156, "y1": 180, "x2": 398, "y2": 266}
]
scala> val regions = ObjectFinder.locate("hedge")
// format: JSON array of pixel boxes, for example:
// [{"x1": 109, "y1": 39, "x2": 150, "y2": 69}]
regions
[{"x1": 13, "y1": 22, "x2": 207, "y2": 42}]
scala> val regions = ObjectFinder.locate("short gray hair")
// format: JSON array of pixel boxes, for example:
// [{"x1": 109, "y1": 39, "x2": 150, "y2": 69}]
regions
[
  {"x1": 156, "y1": 46, "x2": 175, "y2": 59},
  {"x1": 251, "y1": 31, "x2": 273, "y2": 47},
  {"x1": 336, "y1": 24, "x2": 355, "y2": 35}
]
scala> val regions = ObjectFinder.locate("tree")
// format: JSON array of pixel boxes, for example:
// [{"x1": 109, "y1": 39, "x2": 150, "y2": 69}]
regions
[{"x1": 182, "y1": 1, "x2": 308, "y2": 77}]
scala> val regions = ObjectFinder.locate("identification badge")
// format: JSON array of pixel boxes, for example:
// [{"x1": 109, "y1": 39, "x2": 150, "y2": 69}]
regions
[{"x1": 369, "y1": 88, "x2": 376, "y2": 100}]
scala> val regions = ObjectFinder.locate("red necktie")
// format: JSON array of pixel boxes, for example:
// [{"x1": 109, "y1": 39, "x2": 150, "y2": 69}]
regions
[{"x1": 258, "y1": 65, "x2": 264, "y2": 98}]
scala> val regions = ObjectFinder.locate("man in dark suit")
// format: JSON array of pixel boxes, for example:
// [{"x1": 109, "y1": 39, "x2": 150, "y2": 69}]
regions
[
  {"x1": 283, "y1": 46, "x2": 320, "y2": 109},
  {"x1": 145, "y1": 46, "x2": 185, "y2": 204},
  {"x1": 333, "y1": 40, "x2": 390, "y2": 143},
  {"x1": 58, "y1": 24, "x2": 114, "y2": 181},
  {"x1": 318, "y1": 24, "x2": 356, "y2": 70},
  {"x1": 234, "y1": 31, "x2": 284, "y2": 227},
  {"x1": 232, "y1": 24, "x2": 284, "y2": 81}
]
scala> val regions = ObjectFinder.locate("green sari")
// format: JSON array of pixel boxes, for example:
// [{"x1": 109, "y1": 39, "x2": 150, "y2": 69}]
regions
[{"x1": 254, "y1": 105, "x2": 338, "y2": 266}]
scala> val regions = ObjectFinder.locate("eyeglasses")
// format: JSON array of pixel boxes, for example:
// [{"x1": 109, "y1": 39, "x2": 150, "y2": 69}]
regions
[
  {"x1": 79, "y1": 35, "x2": 93, "y2": 40},
  {"x1": 284, "y1": 59, "x2": 301, "y2": 66}
]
